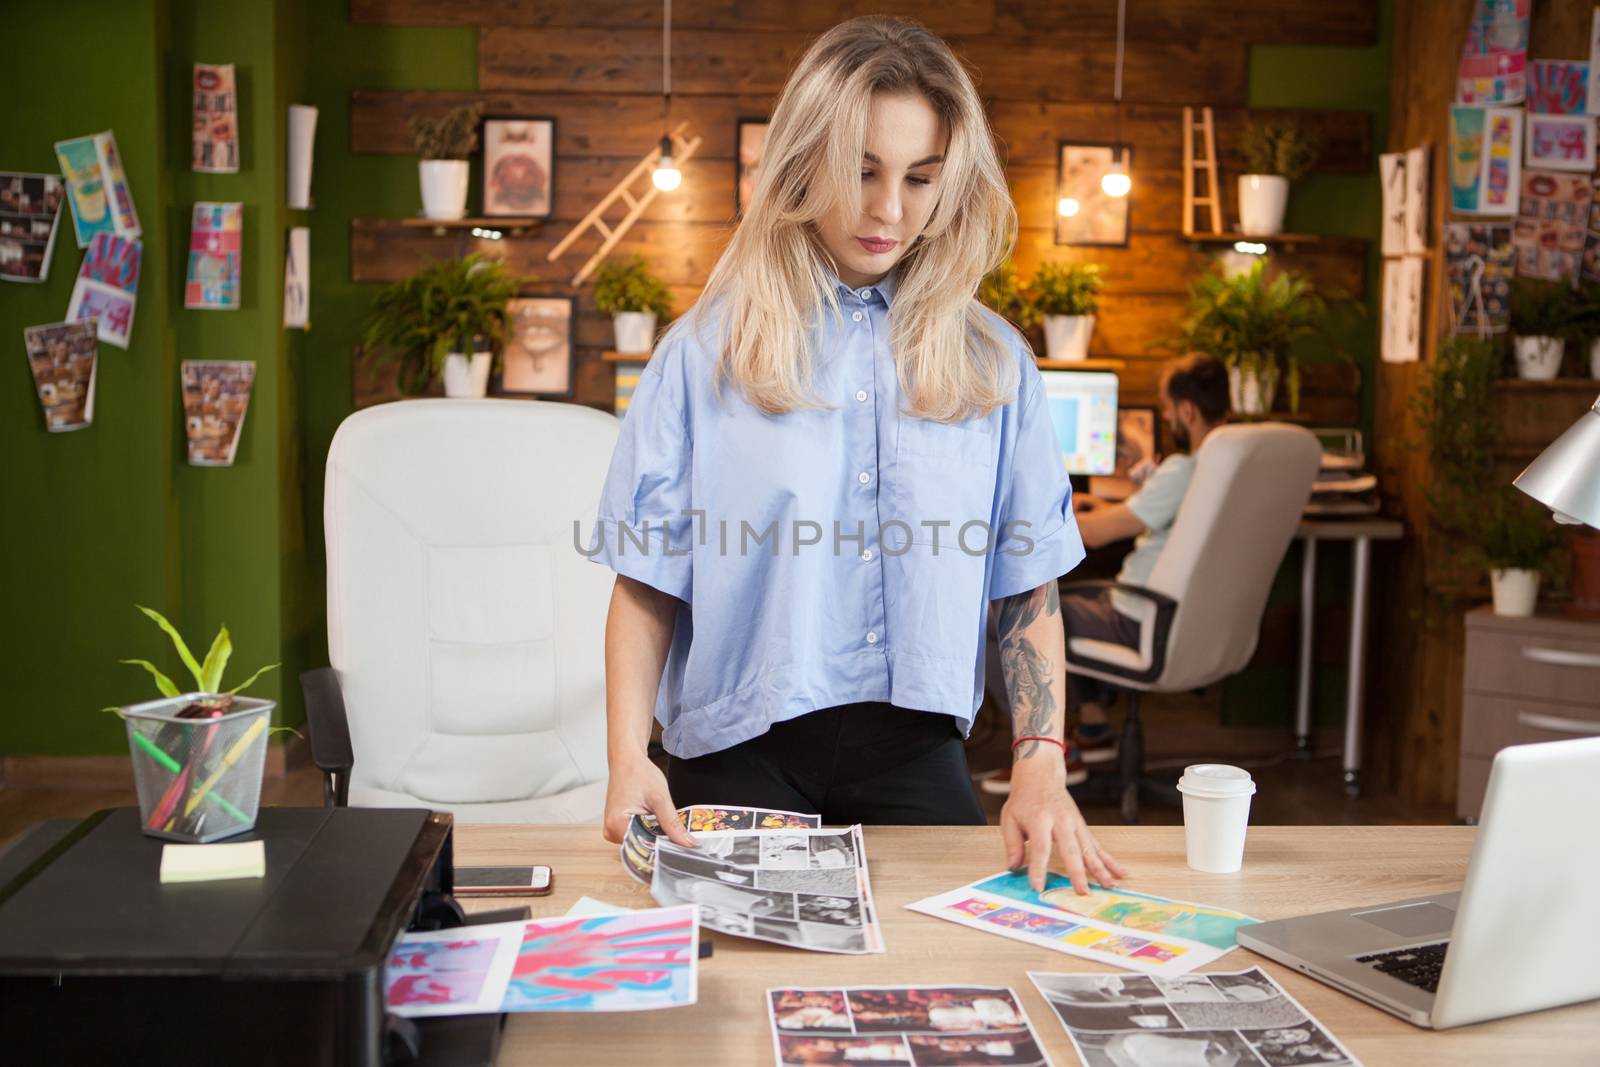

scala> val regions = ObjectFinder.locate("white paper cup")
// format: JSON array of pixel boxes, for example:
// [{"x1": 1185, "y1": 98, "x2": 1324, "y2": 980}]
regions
[{"x1": 1177, "y1": 764, "x2": 1256, "y2": 873}]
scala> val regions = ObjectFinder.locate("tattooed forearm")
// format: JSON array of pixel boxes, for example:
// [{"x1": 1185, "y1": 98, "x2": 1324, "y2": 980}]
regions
[{"x1": 996, "y1": 582, "x2": 1063, "y2": 759}]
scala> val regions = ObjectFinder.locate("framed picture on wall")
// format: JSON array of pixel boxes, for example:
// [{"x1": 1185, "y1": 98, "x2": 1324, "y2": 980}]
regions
[
  {"x1": 735, "y1": 118, "x2": 769, "y2": 217},
  {"x1": 1055, "y1": 142, "x2": 1132, "y2": 247},
  {"x1": 481, "y1": 116, "x2": 556, "y2": 219},
  {"x1": 496, "y1": 295, "x2": 575, "y2": 398}
]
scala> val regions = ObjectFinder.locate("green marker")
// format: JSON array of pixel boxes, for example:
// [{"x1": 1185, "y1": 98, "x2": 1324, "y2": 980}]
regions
[{"x1": 130, "y1": 732, "x2": 250, "y2": 824}]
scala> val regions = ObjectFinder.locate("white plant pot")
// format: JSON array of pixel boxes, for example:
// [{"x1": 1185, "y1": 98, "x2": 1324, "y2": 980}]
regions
[
  {"x1": 419, "y1": 159, "x2": 469, "y2": 221},
  {"x1": 1238, "y1": 175, "x2": 1290, "y2": 237},
  {"x1": 1043, "y1": 315, "x2": 1095, "y2": 361},
  {"x1": 612, "y1": 311, "x2": 659, "y2": 355},
  {"x1": 1228, "y1": 363, "x2": 1279, "y2": 416},
  {"x1": 1513, "y1": 335, "x2": 1565, "y2": 380},
  {"x1": 1490, "y1": 567, "x2": 1541, "y2": 617},
  {"x1": 442, "y1": 352, "x2": 491, "y2": 398},
  {"x1": 1589, "y1": 336, "x2": 1600, "y2": 378}
]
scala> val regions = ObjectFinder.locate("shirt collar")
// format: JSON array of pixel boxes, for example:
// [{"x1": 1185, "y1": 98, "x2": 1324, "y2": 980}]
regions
[{"x1": 823, "y1": 262, "x2": 899, "y2": 308}]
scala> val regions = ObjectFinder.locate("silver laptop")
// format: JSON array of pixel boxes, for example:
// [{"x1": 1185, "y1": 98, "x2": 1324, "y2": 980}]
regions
[{"x1": 1238, "y1": 736, "x2": 1600, "y2": 1029}]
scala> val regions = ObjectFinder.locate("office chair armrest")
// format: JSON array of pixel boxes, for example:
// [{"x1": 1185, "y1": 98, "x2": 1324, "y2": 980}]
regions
[
  {"x1": 1057, "y1": 579, "x2": 1178, "y2": 685},
  {"x1": 300, "y1": 667, "x2": 353, "y2": 808}
]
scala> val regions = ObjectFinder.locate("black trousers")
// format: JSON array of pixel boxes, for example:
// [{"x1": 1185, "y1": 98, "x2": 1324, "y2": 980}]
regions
[{"x1": 666, "y1": 702, "x2": 987, "y2": 826}]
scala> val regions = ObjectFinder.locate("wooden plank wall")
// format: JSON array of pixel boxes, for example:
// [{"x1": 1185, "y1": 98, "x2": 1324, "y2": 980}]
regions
[{"x1": 347, "y1": 0, "x2": 1377, "y2": 416}]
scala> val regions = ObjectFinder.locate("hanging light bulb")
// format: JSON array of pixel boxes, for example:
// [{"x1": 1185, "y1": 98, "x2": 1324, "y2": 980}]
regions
[
  {"x1": 653, "y1": 134, "x2": 681, "y2": 191},
  {"x1": 1057, "y1": 196, "x2": 1081, "y2": 217},
  {"x1": 1099, "y1": 0, "x2": 1133, "y2": 200},
  {"x1": 1101, "y1": 157, "x2": 1131, "y2": 198}
]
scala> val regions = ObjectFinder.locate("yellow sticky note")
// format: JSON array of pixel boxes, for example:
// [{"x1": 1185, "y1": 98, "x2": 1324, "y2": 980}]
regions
[{"x1": 159, "y1": 840, "x2": 266, "y2": 883}]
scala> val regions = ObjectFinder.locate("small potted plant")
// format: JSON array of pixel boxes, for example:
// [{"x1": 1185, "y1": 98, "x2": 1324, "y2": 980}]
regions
[
  {"x1": 1238, "y1": 121, "x2": 1321, "y2": 237},
  {"x1": 1463, "y1": 490, "x2": 1562, "y2": 617},
  {"x1": 111, "y1": 606, "x2": 280, "y2": 842},
  {"x1": 1170, "y1": 261, "x2": 1326, "y2": 416},
  {"x1": 409, "y1": 102, "x2": 483, "y2": 221},
  {"x1": 1028, "y1": 261, "x2": 1103, "y2": 362},
  {"x1": 593, "y1": 254, "x2": 674, "y2": 355},
  {"x1": 978, "y1": 261, "x2": 1041, "y2": 336},
  {"x1": 1510, "y1": 277, "x2": 1580, "y2": 380},
  {"x1": 363, "y1": 253, "x2": 518, "y2": 398}
]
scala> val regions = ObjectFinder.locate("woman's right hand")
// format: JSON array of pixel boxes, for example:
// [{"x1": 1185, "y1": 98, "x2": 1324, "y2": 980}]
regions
[{"x1": 602, "y1": 751, "x2": 698, "y2": 849}]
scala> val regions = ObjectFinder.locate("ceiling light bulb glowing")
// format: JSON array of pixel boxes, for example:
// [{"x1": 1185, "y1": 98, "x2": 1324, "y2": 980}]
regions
[
  {"x1": 1058, "y1": 196, "x2": 1081, "y2": 217},
  {"x1": 652, "y1": 163, "x2": 681, "y2": 191},
  {"x1": 1101, "y1": 165, "x2": 1131, "y2": 198}
]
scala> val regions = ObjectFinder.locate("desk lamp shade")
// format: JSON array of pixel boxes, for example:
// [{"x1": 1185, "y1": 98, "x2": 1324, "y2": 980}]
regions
[{"x1": 1514, "y1": 394, "x2": 1600, "y2": 529}]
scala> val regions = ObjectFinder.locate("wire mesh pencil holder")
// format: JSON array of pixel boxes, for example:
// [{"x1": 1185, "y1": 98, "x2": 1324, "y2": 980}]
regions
[{"x1": 121, "y1": 692, "x2": 274, "y2": 843}]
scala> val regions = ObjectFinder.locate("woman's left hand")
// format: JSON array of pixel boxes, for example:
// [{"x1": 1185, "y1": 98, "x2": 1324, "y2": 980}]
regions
[{"x1": 999, "y1": 753, "x2": 1129, "y2": 895}]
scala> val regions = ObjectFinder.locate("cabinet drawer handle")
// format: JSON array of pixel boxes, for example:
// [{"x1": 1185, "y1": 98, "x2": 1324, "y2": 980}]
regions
[
  {"x1": 1517, "y1": 712, "x2": 1600, "y2": 736},
  {"x1": 1521, "y1": 647, "x2": 1600, "y2": 669}
]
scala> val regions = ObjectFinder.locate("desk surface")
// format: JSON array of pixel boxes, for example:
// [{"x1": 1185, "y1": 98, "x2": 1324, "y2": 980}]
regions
[{"x1": 456, "y1": 825, "x2": 1595, "y2": 1066}]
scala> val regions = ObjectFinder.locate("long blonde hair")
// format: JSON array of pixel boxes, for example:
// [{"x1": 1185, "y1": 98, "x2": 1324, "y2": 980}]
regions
[{"x1": 691, "y1": 15, "x2": 1021, "y2": 422}]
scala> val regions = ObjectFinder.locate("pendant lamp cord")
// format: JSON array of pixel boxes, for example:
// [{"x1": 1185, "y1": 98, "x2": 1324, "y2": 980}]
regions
[{"x1": 662, "y1": 0, "x2": 672, "y2": 138}]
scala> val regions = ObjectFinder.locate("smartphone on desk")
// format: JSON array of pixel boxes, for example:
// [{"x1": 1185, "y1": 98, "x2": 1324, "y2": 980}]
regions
[{"x1": 454, "y1": 865, "x2": 554, "y2": 897}]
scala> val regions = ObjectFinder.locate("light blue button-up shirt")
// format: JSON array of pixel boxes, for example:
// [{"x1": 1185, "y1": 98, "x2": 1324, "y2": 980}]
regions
[{"x1": 588, "y1": 266, "x2": 1085, "y2": 758}]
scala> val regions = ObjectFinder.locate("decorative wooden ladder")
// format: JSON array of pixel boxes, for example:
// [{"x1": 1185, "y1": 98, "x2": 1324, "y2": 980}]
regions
[
  {"x1": 1182, "y1": 106, "x2": 1224, "y2": 238},
  {"x1": 545, "y1": 119, "x2": 703, "y2": 286}
]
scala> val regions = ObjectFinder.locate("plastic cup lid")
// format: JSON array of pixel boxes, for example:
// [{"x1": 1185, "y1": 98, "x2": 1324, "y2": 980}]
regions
[{"x1": 1176, "y1": 763, "x2": 1257, "y2": 798}]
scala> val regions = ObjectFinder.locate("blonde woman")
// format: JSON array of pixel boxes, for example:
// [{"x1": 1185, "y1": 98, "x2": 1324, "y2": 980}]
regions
[{"x1": 590, "y1": 16, "x2": 1126, "y2": 894}]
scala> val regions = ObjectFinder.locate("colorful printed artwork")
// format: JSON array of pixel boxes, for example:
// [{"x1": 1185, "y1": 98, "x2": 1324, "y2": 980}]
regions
[
  {"x1": 1457, "y1": 0, "x2": 1529, "y2": 106},
  {"x1": 1450, "y1": 106, "x2": 1521, "y2": 215},
  {"x1": 1031, "y1": 969, "x2": 1365, "y2": 1067},
  {"x1": 1513, "y1": 169, "x2": 1591, "y2": 282},
  {"x1": 1445, "y1": 223, "x2": 1514, "y2": 335},
  {"x1": 180, "y1": 360, "x2": 255, "y2": 466},
  {"x1": 1527, "y1": 60, "x2": 1589, "y2": 114},
  {"x1": 386, "y1": 927, "x2": 520, "y2": 1017},
  {"x1": 192, "y1": 63, "x2": 239, "y2": 173},
  {"x1": 908, "y1": 872, "x2": 1258, "y2": 977},
  {"x1": 1525, "y1": 113, "x2": 1595, "y2": 173},
  {"x1": 769, "y1": 986, "x2": 1052, "y2": 1067},
  {"x1": 185, "y1": 202, "x2": 242, "y2": 309},
  {"x1": 66, "y1": 233, "x2": 141, "y2": 349},
  {"x1": 0, "y1": 173, "x2": 65, "y2": 283},
  {"x1": 53, "y1": 130, "x2": 140, "y2": 248},
  {"x1": 622, "y1": 804, "x2": 821, "y2": 883},
  {"x1": 23, "y1": 321, "x2": 97, "y2": 432},
  {"x1": 502, "y1": 908, "x2": 698, "y2": 1012}
]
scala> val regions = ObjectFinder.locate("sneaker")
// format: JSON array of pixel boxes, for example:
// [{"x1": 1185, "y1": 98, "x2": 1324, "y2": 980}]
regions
[
  {"x1": 1074, "y1": 722, "x2": 1119, "y2": 765},
  {"x1": 978, "y1": 747, "x2": 1088, "y2": 794}
]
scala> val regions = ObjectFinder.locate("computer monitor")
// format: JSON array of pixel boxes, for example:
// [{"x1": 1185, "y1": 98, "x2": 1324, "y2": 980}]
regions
[{"x1": 1039, "y1": 370, "x2": 1119, "y2": 477}]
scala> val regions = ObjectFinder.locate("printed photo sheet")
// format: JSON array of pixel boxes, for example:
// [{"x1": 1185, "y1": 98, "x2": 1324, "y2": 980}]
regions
[
  {"x1": 622, "y1": 803, "x2": 821, "y2": 883},
  {"x1": 652, "y1": 825, "x2": 885, "y2": 954},
  {"x1": 193, "y1": 62, "x2": 239, "y2": 174},
  {"x1": 386, "y1": 905, "x2": 699, "y2": 1018},
  {"x1": 23, "y1": 321, "x2": 97, "y2": 432},
  {"x1": 0, "y1": 173, "x2": 65, "y2": 283},
  {"x1": 768, "y1": 986, "x2": 1053, "y2": 1067},
  {"x1": 180, "y1": 360, "x2": 255, "y2": 466},
  {"x1": 67, "y1": 233, "x2": 141, "y2": 349},
  {"x1": 1029, "y1": 968, "x2": 1363, "y2": 1067},
  {"x1": 907, "y1": 872, "x2": 1258, "y2": 978},
  {"x1": 54, "y1": 130, "x2": 140, "y2": 247},
  {"x1": 185, "y1": 201, "x2": 242, "y2": 310}
]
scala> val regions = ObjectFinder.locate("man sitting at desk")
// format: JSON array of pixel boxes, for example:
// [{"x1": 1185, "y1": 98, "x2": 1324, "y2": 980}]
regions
[{"x1": 984, "y1": 353, "x2": 1228, "y2": 792}]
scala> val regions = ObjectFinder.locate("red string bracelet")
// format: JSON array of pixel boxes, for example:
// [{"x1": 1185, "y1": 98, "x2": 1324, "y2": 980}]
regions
[{"x1": 1011, "y1": 735, "x2": 1066, "y2": 755}]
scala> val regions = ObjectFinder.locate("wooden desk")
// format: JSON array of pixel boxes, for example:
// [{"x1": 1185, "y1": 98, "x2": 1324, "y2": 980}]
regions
[{"x1": 455, "y1": 824, "x2": 1596, "y2": 1066}]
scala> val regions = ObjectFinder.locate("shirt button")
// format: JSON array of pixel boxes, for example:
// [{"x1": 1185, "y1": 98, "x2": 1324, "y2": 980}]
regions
[
  {"x1": 865, "y1": 631, "x2": 878, "y2": 644},
  {"x1": 857, "y1": 471, "x2": 871, "y2": 484},
  {"x1": 859, "y1": 288, "x2": 872, "y2": 300},
  {"x1": 855, "y1": 389, "x2": 868, "y2": 402},
  {"x1": 861, "y1": 549, "x2": 874, "y2": 562},
  {"x1": 851, "y1": 311, "x2": 863, "y2": 322}
]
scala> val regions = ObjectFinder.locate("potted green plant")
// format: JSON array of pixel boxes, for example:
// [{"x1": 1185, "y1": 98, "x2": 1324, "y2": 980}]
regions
[
  {"x1": 112, "y1": 606, "x2": 280, "y2": 842},
  {"x1": 409, "y1": 102, "x2": 483, "y2": 222},
  {"x1": 978, "y1": 261, "x2": 1041, "y2": 335},
  {"x1": 593, "y1": 254, "x2": 674, "y2": 355},
  {"x1": 1238, "y1": 121, "x2": 1321, "y2": 237},
  {"x1": 1028, "y1": 261, "x2": 1103, "y2": 362},
  {"x1": 363, "y1": 254, "x2": 518, "y2": 398},
  {"x1": 1463, "y1": 489, "x2": 1562, "y2": 616},
  {"x1": 1510, "y1": 277, "x2": 1580, "y2": 380},
  {"x1": 1170, "y1": 261, "x2": 1326, "y2": 416}
]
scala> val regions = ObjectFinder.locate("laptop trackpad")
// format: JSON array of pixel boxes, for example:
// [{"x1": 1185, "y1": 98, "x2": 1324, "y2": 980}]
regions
[{"x1": 1353, "y1": 901, "x2": 1456, "y2": 937}]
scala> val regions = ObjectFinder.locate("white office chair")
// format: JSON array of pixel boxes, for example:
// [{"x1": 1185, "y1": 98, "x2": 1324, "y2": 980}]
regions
[
  {"x1": 1060, "y1": 423, "x2": 1322, "y2": 821},
  {"x1": 303, "y1": 399, "x2": 616, "y2": 824}
]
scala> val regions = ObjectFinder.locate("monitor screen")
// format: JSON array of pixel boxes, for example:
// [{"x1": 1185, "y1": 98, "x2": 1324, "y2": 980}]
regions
[{"x1": 1040, "y1": 370, "x2": 1119, "y2": 477}]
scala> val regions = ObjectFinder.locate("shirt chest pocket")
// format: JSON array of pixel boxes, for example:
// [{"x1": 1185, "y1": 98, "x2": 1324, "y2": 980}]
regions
[
  {"x1": 890, "y1": 417, "x2": 998, "y2": 546},
  {"x1": 896, "y1": 416, "x2": 994, "y2": 467}
]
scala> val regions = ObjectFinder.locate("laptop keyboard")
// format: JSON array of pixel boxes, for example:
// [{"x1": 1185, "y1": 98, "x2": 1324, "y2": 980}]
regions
[{"x1": 1356, "y1": 942, "x2": 1450, "y2": 993}]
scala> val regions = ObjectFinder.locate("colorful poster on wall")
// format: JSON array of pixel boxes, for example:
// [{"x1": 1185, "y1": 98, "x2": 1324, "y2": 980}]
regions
[
  {"x1": 1528, "y1": 59, "x2": 1589, "y2": 114},
  {"x1": 23, "y1": 321, "x2": 97, "y2": 432},
  {"x1": 1525, "y1": 113, "x2": 1596, "y2": 172},
  {"x1": 768, "y1": 986, "x2": 1053, "y2": 1067},
  {"x1": 0, "y1": 173, "x2": 65, "y2": 283},
  {"x1": 53, "y1": 130, "x2": 141, "y2": 247},
  {"x1": 1449, "y1": 106, "x2": 1521, "y2": 215},
  {"x1": 66, "y1": 233, "x2": 141, "y2": 349},
  {"x1": 283, "y1": 227, "x2": 309, "y2": 329},
  {"x1": 180, "y1": 360, "x2": 255, "y2": 466},
  {"x1": 1513, "y1": 169, "x2": 1590, "y2": 282},
  {"x1": 185, "y1": 202, "x2": 242, "y2": 310},
  {"x1": 1457, "y1": 0, "x2": 1529, "y2": 106},
  {"x1": 192, "y1": 63, "x2": 239, "y2": 173},
  {"x1": 1445, "y1": 222, "x2": 1514, "y2": 335}
]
